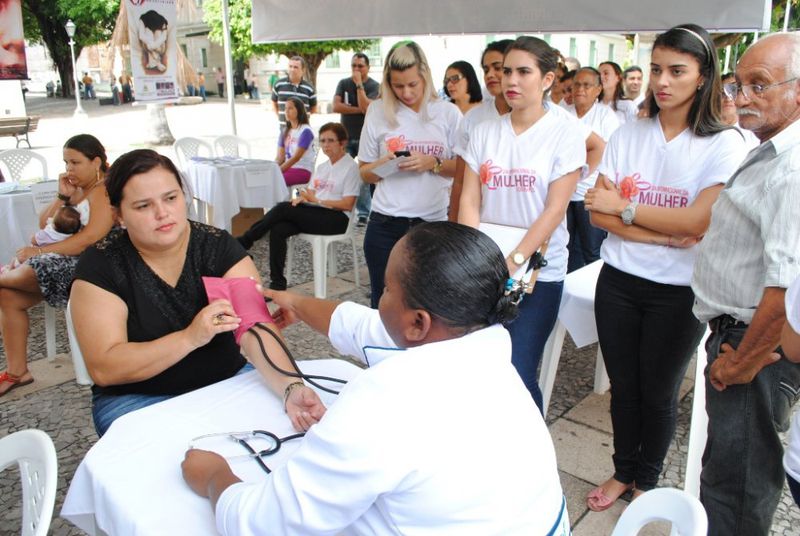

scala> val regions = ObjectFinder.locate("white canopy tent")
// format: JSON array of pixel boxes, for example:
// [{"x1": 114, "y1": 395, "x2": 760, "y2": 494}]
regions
[{"x1": 251, "y1": 0, "x2": 771, "y2": 43}]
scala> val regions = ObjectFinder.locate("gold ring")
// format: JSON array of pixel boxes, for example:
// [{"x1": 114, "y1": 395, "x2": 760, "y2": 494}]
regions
[{"x1": 213, "y1": 314, "x2": 224, "y2": 326}]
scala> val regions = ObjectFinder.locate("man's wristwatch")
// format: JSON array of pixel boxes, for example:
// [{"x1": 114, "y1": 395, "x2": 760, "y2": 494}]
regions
[
  {"x1": 432, "y1": 156, "x2": 443, "y2": 174},
  {"x1": 356, "y1": 84, "x2": 364, "y2": 90},
  {"x1": 511, "y1": 251, "x2": 526, "y2": 266},
  {"x1": 621, "y1": 201, "x2": 638, "y2": 225}
]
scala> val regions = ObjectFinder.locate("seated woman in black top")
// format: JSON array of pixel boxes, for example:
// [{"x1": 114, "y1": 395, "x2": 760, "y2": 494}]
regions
[{"x1": 70, "y1": 150, "x2": 326, "y2": 436}]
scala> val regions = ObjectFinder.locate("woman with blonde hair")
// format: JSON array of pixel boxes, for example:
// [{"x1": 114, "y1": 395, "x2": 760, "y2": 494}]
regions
[{"x1": 358, "y1": 40, "x2": 462, "y2": 307}]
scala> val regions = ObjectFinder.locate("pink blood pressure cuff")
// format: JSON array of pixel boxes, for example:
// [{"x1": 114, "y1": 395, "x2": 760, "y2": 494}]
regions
[{"x1": 202, "y1": 277, "x2": 274, "y2": 344}]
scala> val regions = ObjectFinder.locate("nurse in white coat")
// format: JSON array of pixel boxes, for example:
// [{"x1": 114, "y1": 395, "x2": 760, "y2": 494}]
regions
[{"x1": 182, "y1": 222, "x2": 569, "y2": 536}]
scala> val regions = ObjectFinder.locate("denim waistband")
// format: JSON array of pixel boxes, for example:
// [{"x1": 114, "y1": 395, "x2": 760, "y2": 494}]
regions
[
  {"x1": 368, "y1": 211, "x2": 426, "y2": 225},
  {"x1": 709, "y1": 314, "x2": 749, "y2": 334}
]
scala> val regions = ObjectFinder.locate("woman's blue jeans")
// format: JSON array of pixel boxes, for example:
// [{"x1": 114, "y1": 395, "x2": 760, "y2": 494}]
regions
[
  {"x1": 507, "y1": 279, "x2": 563, "y2": 413},
  {"x1": 92, "y1": 363, "x2": 253, "y2": 437}
]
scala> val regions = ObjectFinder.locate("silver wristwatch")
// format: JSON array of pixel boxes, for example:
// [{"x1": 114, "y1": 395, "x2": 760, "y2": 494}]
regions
[{"x1": 621, "y1": 201, "x2": 638, "y2": 225}]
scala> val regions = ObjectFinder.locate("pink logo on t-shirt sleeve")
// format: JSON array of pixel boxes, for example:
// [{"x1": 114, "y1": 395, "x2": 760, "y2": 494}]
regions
[
  {"x1": 385, "y1": 136, "x2": 407, "y2": 153},
  {"x1": 480, "y1": 160, "x2": 501, "y2": 185}
]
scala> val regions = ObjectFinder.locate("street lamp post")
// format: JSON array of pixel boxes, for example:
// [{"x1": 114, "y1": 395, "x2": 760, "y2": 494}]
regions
[{"x1": 64, "y1": 20, "x2": 86, "y2": 119}]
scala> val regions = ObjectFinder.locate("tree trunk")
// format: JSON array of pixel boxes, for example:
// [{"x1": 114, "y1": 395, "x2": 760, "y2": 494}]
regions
[
  {"x1": 146, "y1": 104, "x2": 175, "y2": 145},
  {"x1": 23, "y1": 0, "x2": 78, "y2": 98}
]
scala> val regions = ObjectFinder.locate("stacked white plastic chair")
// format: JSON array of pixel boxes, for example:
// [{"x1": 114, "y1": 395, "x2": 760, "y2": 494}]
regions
[
  {"x1": 214, "y1": 135, "x2": 251, "y2": 158},
  {"x1": 65, "y1": 300, "x2": 93, "y2": 385},
  {"x1": 285, "y1": 209, "x2": 361, "y2": 298},
  {"x1": 173, "y1": 137, "x2": 213, "y2": 171},
  {"x1": 0, "y1": 429, "x2": 58, "y2": 536},
  {"x1": 611, "y1": 487, "x2": 708, "y2": 536},
  {"x1": 0, "y1": 149, "x2": 49, "y2": 183}
]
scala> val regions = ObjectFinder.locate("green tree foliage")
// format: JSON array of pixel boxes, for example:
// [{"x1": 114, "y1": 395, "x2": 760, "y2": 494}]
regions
[
  {"x1": 202, "y1": 0, "x2": 375, "y2": 86},
  {"x1": 21, "y1": 0, "x2": 118, "y2": 97}
]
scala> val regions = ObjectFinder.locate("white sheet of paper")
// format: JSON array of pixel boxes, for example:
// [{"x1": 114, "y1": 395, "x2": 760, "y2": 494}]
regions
[
  {"x1": 371, "y1": 156, "x2": 411, "y2": 178},
  {"x1": 478, "y1": 222, "x2": 533, "y2": 283}
]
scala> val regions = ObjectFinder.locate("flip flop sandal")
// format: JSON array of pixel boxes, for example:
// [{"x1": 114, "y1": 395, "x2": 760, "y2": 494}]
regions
[
  {"x1": 0, "y1": 371, "x2": 34, "y2": 397},
  {"x1": 586, "y1": 482, "x2": 634, "y2": 512}
]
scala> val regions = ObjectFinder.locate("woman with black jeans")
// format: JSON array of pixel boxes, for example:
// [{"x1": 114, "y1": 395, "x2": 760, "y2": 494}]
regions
[
  {"x1": 237, "y1": 123, "x2": 361, "y2": 290},
  {"x1": 583, "y1": 24, "x2": 747, "y2": 510},
  {"x1": 358, "y1": 41, "x2": 461, "y2": 308}
]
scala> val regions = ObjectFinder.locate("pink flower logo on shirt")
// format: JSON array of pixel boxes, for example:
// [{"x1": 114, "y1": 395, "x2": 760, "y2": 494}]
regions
[
  {"x1": 385, "y1": 136, "x2": 407, "y2": 153},
  {"x1": 619, "y1": 174, "x2": 642, "y2": 200},
  {"x1": 480, "y1": 160, "x2": 501, "y2": 185}
]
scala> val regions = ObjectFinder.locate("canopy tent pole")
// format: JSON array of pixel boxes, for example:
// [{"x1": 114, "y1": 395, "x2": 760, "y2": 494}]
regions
[
  {"x1": 784, "y1": 0, "x2": 793, "y2": 31},
  {"x1": 221, "y1": 0, "x2": 237, "y2": 135}
]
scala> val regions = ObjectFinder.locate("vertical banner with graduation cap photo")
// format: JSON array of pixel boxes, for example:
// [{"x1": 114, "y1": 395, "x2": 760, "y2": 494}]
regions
[
  {"x1": 0, "y1": 0, "x2": 27, "y2": 80},
  {"x1": 126, "y1": 0, "x2": 179, "y2": 102}
]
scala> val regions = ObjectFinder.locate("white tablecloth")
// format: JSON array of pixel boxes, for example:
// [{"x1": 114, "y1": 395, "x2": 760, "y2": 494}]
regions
[
  {"x1": 185, "y1": 158, "x2": 288, "y2": 232},
  {"x1": 0, "y1": 190, "x2": 37, "y2": 263},
  {"x1": 61, "y1": 359, "x2": 362, "y2": 536},
  {"x1": 559, "y1": 259, "x2": 604, "y2": 348}
]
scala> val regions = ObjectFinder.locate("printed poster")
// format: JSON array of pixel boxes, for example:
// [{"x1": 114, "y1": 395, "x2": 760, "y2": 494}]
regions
[
  {"x1": 0, "y1": 0, "x2": 27, "y2": 80},
  {"x1": 126, "y1": 0, "x2": 179, "y2": 102}
]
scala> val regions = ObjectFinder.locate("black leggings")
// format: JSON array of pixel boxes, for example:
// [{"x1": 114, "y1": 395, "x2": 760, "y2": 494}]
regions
[
  {"x1": 594, "y1": 263, "x2": 704, "y2": 490},
  {"x1": 239, "y1": 202, "x2": 348, "y2": 288}
]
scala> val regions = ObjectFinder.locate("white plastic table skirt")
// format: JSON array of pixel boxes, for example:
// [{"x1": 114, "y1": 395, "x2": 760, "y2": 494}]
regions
[
  {"x1": 184, "y1": 159, "x2": 288, "y2": 232},
  {"x1": 61, "y1": 359, "x2": 362, "y2": 536},
  {"x1": 0, "y1": 191, "x2": 37, "y2": 263}
]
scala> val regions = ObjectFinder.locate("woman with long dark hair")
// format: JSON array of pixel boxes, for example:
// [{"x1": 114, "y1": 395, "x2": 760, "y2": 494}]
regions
[
  {"x1": 459, "y1": 36, "x2": 586, "y2": 411},
  {"x1": 584, "y1": 24, "x2": 747, "y2": 509},
  {"x1": 443, "y1": 60, "x2": 483, "y2": 115},
  {"x1": 183, "y1": 222, "x2": 569, "y2": 535},
  {"x1": 277, "y1": 96, "x2": 316, "y2": 187},
  {"x1": 599, "y1": 61, "x2": 639, "y2": 125}
]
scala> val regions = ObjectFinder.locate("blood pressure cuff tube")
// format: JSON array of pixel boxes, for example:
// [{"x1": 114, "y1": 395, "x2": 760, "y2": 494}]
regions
[{"x1": 202, "y1": 277, "x2": 275, "y2": 344}]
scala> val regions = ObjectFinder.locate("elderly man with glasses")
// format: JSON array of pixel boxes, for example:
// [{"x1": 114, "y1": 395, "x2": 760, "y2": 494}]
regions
[
  {"x1": 333, "y1": 53, "x2": 380, "y2": 225},
  {"x1": 692, "y1": 32, "x2": 800, "y2": 536}
]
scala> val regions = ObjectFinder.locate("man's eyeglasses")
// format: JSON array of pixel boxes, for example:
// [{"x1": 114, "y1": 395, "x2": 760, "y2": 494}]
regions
[
  {"x1": 722, "y1": 78, "x2": 798, "y2": 101},
  {"x1": 443, "y1": 74, "x2": 465, "y2": 86}
]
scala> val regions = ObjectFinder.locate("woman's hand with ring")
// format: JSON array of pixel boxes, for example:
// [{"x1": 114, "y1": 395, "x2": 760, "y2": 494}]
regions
[{"x1": 186, "y1": 299, "x2": 240, "y2": 348}]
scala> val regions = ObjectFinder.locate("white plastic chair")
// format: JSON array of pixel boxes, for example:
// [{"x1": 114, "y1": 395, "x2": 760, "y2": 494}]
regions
[
  {"x1": 0, "y1": 429, "x2": 58, "y2": 536},
  {"x1": 173, "y1": 137, "x2": 213, "y2": 170},
  {"x1": 0, "y1": 149, "x2": 49, "y2": 183},
  {"x1": 214, "y1": 135, "x2": 252, "y2": 158},
  {"x1": 65, "y1": 300, "x2": 93, "y2": 386},
  {"x1": 611, "y1": 488, "x2": 708, "y2": 536},
  {"x1": 286, "y1": 209, "x2": 361, "y2": 298}
]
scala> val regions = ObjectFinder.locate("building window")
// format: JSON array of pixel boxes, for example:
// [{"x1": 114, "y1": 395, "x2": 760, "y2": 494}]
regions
[
  {"x1": 201, "y1": 48, "x2": 208, "y2": 68},
  {"x1": 180, "y1": 44, "x2": 188, "y2": 59},
  {"x1": 325, "y1": 53, "x2": 341, "y2": 69},
  {"x1": 569, "y1": 37, "x2": 577, "y2": 58},
  {"x1": 543, "y1": 34, "x2": 551, "y2": 45},
  {"x1": 589, "y1": 40, "x2": 597, "y2": 66},
  {"x1": 608, "y1": 43, "x2": 615, "y2": 62},
  {"x1": 367, "y1": 41, "x2": 382, "y2": 67}
]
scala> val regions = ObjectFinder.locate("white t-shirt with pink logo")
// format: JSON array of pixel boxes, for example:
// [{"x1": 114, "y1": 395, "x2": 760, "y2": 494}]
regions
[
  {"x1": 278, "y1": 124, "x2": 316, "y2": 172},
  {"x1": 598, "y1": 117, "x2": 747, "y2": 285},
  {"x1": 359, "y1": 99, "x2": 462, "y2": 220},
  {"x1": 463, "y1": 111, "x2": 587, "y2": 282},
  {"x1": 310, "y1": 153, "x2": 362, "y2": 215},
  {"x1": 565, "y1": 102, "x2": 620, "y2": 200}
]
